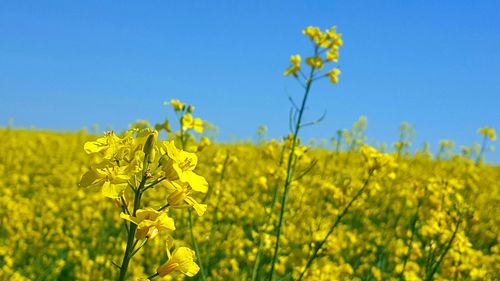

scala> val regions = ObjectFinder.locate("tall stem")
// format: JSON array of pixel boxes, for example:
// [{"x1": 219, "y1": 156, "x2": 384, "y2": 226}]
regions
[
  {"x1": 426, "y1": 219, "x2": 461, "y2": 281},
  {"x1": 268, "y1": 65, "x2": 315, "y2": 280},
  {"x1": 118, "y1": 155, "x2": 150, "y2": 281},
  {"x1": 206, "y1": 152, "x2": 230, "y2": 273},
  {"x1": 297, "y1": 170, "x2": 374, "y2": 281},
  {"x1": 189, "y1": 210, "x2": 207, "y2": 280},
  {"x1": 118, "y1": 178, "x2": 146, "y2": 281},
  {"x1": 475, "y1": 135, "x2": 487, "y2": 165}
]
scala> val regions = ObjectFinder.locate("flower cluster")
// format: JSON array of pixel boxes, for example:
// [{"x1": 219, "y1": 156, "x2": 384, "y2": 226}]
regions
[
  {"x1": 77, "y1": 99, "x2": 211, "y2": 280},
  {"x1": 0, "y1": 122, "x2": 498, "y2": 280},
  {"x1": 284, "y1": 26, "x2": 343, "y2": 84}
]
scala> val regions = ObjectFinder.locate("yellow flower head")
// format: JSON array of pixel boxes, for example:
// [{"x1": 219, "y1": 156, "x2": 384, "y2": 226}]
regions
[
  {"x1": 80, "y1": 165, "x2": 130, "y2": 198},
  {"x1": 478, "y1": 127, "x2": 496, "y2": 141},
  {"x1": 83, "y1": 131, "x2": 123, "y2": 159},
  {"x1": 181, "y1": 114, "x2": 194, "y2": 131},
  {"x1": 157, "y1": 247, "x2": 200, "y2": 277},
  {"x1": 120, "y1": 208, "x2": 175, "y2": 240},
  {"x1": 361, "y1": 145, "x2": 394, "y2": 170},
  {"x1": 327, "y1": 68, "x2": 341, "y2": 84},
  {"x1": 284, "y1": 54, "x2": 301, "y2": 77},
  {"x1": 192, "y1": 118, "x2": 204, "y2": 133},
  {"x1": 163, "y1": 180, "x2": 207, "y2": 216},
  {"x1": 161, "y1": 141, "x2": 208, "y2": 193},
  {"x1": 303, "y1": 26, "x2": 325, "y2": 44},
  {"x1": 306, "y1": 56, "x2": 324, "y2": 69},
  {"x1": 326, "y1": 48, "x2": 339, "y2": 62},
  {"x1": 169, "y1": 99, "x2": 185, "y2": 111},
  {"x1": 326, "y1": 26, "x2": 343, "y2": 48},
  {"x1": 197, "y1": 136, "x2": 211, "y2": 152}
]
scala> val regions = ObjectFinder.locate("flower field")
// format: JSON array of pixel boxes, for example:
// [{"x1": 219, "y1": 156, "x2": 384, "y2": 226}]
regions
[{"x1": 0, "y1": 123, "x2": 498, "y2": 280}]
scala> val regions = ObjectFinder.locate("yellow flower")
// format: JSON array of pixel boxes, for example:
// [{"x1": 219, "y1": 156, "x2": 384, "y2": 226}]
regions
[
  {"x1": 83, "y1": 131, "x2": 123, "y2": 159},
  {"x1": 161, "y1": 141, "x2": 208, "y2": 193},
  {"x1": 169, "y1": 99, "x2": 185, "y2": 111},
  {"x1": 303, "y1": 26, "x2": 324, "y2": 44},
  {"x1": 327, "y1": 68, "x2": 341, "y2": 84},
  {"x1": 326, "y1": 48, "x2": 339, "y2": 62},
  {"x1": 157, "y1": 247, "x2": 200, "y2": 277},
  {"x1": 79, "y1": 165, "x2": 130, "y2": 198},
  {"x1": 197, "y1": 136, "x2": 211, "y2": 152},
  {"x1": 155, "y1": 118, "x2": 172, "y2": 133},
  {"x1": 306, "y1": 56, "x2": 323, "y2": 69},
  {"x1": 120, "y1": 208, "x2": 175, "y2": 240},
  {"x1": 478, "y1": 127, "x2": 496, "y2": 141},
  {"x1": 361, "y1": 145, "x2": 394, "y2": 170},
  {"x1": 284, "y1": 54, "x2": 301, "y2": 77},
  {"x1": 193, "y1": 118, "x2": 204, "y2": 133},
  {"x1": 163, "y1": 180, "x2": 207, "y2": 216},
  {"x1": 326, "y1": 26, "x2": 343, "y2": 48},
  {"x1": 371, "y1": 266, "x2": 382, "y2": 281},
  {"x1": 181, "y1": 113, "x2": 194, "y2": 131}
]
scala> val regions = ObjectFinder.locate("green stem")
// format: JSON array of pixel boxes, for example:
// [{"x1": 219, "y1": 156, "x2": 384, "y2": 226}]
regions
[
  {"x1": 118, "y1": 189, "x2": 141, "y2": 281},
  {"x1": 426, "y1": 219, "x2": 461, "y2": 281},
  {"x1": 398, "y1": 202, "x2": 421, "y2": 280},
  {"x1": 189, "y1": 210, "x2": 207, "y2": 280},
  {"x1": 269, "y1": 64, "x2": 316, "y2": 281},
  {"x1": 251, "y1": 178, "x2": 282, "y2": 281},
  {"x1": 475, "y1": 135, "x2": 487, "y2": 165},
  {"x1": 118, "y1": 159, "x2": 149, "y2": 281},
  {"x1": 147, "y1": 272, "x2": 159, "y2": 280},
  {"x1": 205, "y1": 152, "x2": 230, "y2": 273},
  {"x1": 297, "y1": 169, "x2": 374, "y2": 281},
  {"x1": 157, "y1": 203, "x2": 170, "y2": 212},
  {"x1": 130, "y1": 238, "x2": 148, "y2": 259}
]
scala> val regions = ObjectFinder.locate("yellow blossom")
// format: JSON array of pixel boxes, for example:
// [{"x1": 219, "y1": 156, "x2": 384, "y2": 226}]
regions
[
  {"x1": 79, "y1": 165, "x2": 130, "y2": 198},
  {"x1": 169, "y1": 99, "x2": 185, "y2": 111},
  {"x1": 327, "y1": 68, "x2": 341, "y2": 84},
  {"x1": 284, "y1": 54, "x2": 301, "y2": 77},
  {"x1": 120, "y1": 208, "x2": 175, "y2": 240},
  {"x1": 306, "y1": 56, "x2": 324, "y2": 69},
  {"x1": 161, "y1": 140, "x2": 208, "y2": 193},
  {"x1": 157, "y1": 247, "x2": 200, "y2": 277},
  {"x1": 478, "y1": 127, "x2": 496, "y2": 141}
]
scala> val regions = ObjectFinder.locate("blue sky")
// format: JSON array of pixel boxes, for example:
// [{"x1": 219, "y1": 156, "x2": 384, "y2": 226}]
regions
[{"x1": 1, "y1": 1, "x2": 499, "y2": 162}]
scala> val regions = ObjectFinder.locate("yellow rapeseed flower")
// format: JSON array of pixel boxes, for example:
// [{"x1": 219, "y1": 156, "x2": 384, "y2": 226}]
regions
[
  {"x1": 157, "y1": 247, "x2": 200, "y2": 277},
  {"x1": 161, "y1": 140, "x2": 208, "y2": 193},
  {"x1": 284, "y1": 54, "x2": 301, "y2": 77},
  {"x1": 170, "y1": 99, "x2": 185, "y2": 111},
  {"x1": 306, "y1": 56, "x2": 324, "y2": 69},
  {"x1": 120, "y1": 208, "x2": 175, "y2": 240},
  {"x1": 79, "y1": 165, "x2": 130, "y2": 198},
  {"x1": 327, "y1": 68, "x2": 341, "y2": 84},
  {"x1": 478, "y1": 127, "x2": 496, "y2": 141}
]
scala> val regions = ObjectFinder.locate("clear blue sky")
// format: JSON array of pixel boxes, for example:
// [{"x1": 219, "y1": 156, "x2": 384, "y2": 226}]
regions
[{"x1": 1, "y1": 1, "x2": 499, "y2": 162}]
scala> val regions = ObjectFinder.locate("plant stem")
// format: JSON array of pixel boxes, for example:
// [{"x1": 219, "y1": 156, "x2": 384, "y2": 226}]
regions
[
  {"x1": 475, "y1": 135, "x2": 487, "y2": 165},
  {"x1": 297, "y1": 169, "x2": 374, "y2": 281},
  {"x1": 118, "y1": 161, "x2": 149, "y2": 281},
  {"x1": 426, "y1": 219, "x2": 461, "y2": 281},
  {"x1": 189, "y1": 210, "x2": 207, "y2": 280},
  {"x1": 251, "y1": 145, "x2": 287, "y2": 281},
  {"x1": 157, "y1": 203, "x2": 170, "y2": 212},
  {"x1": 118, "y1": 189, "x2": 141, "y2": 281},
  {"x1": 268, "y1": 64, "x2": 316, "y2": 281},
  {"x1": 205, "y1": 152, "x2": 230, "y2": 273},
  {"x1": 398, "y1": 202, "x2": 421, "y2": 279}
]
